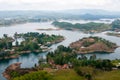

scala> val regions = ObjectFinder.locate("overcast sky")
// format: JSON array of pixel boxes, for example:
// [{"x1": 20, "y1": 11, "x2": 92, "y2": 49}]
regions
[{"x1": 0, "y1": 0, "x2": 120, "y2": 11}]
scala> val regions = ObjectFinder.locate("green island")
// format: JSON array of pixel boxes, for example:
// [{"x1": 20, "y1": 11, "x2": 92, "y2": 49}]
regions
[
  {"x1": 0, "y1": 32, "x2": 64, "y2": 60},
  {"x1": 52, "y1": 19, "x2": 120, "y2": 33},
  {"x1": 70, "y1": 37, "x2": 117, "y2": 54},
  {"x1": 52, "y1": 21, "x2": 111, "y2": 33},
  {"x1": 106, "y1": 32, "x2": 120, "y2": 37},
  {"x1": 3, "y1": 45, "x2": 120, "y2": 80}
]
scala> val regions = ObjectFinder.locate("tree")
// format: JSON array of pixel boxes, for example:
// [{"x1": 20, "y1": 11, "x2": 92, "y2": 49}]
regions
[
  {"x1": 90, "y1": 54, "x2": 96, "y2": 60},
  {"x1": 112, "y1": 19, "x2": 120, "y2": 29},
  {"x1": 3, "y1": 34, "x2": 9, "y2": 49},
  {"x1": 15, "y1": 41, "x2": 19, "y2": 47}
]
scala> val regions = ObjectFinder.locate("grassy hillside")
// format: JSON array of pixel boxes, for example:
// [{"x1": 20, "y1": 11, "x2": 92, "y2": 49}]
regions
[
  {"x1": 52, "y1": 69, "x2": 85, "y2": 80},
  {"x1": 12, "y1": 69, "x2": 120, "y2": 80},
  {"x1": 95, "y1": 70, "x2": 120, "y2": 80}
]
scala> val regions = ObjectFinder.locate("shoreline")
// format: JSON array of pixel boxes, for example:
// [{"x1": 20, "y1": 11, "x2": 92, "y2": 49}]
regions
[
  {"x1": 0, "y1": 37, "x2": 64, "y2": 60},
  {"x1": 106, "y1": 32, "x2": 120, "y2": 37},
  {"x1": 36, "y1": 28, "x2": 62, "y2": 31},
  {"x1": 70, "y1": 37, "x2": 118, "y2": 54}
]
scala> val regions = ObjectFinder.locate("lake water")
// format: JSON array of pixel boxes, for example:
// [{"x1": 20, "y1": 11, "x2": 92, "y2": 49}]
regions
[{"x1": 0, "y1": 20, "x2": 120, "y2": 80}]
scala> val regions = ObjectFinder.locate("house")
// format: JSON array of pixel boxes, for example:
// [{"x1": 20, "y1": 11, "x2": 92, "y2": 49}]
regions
[{"x1": 62, "y1": 64, "x2": 69, "y2": 69}]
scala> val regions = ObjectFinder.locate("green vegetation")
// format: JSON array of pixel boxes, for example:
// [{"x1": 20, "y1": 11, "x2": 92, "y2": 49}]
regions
[
  {"x1": 46, "y1": 45, "x2": 115, "y2": 80},
  {"x1": 82, "y1": 37, "x2": 116, "y2": 48},
  {"x1": 0, "y1": 34, "x2": 14, "y2": 58},
  {"x1": 12, "y1": 69, "x2": 85, "y2": 80},
  {"x1": 13, "y1": 71, "x2": 52, "y2": 80},
  {"x1": 9, "y1": 71, "x2": 21, "y2": 79},
  {"x1": 111, "y1": 19, "x2": 120, "y2": 30},
  {"x1": 16, "y1": 32, "x2": 64, "y2": 52},
  {"x1": 5, "y1": 45, "x2": 120, "y2": 80},
  {"x1": 73, "y1": 58, "x2": 113, "y2": 71},
  {"x1": 74, "y1": 67, "x2": 96, "y2": 80},
  {"x1": 47, "y1": 45, "x2": 76, "y2": 65},
  {"x1": 54, "y1": 69, "x2": 120, "y2": 80},
  {"x1": 47, "y1": 45, "x2": 115, "y2": 70},
  {"x1": 52, "y1": 21, "x2": 111, "y2": 33},
  {"x1": 0, "y1": 34, "x2": 14, "y2": 49},
  {"x1": 52, "y1": 69, "x2": 85, "y2": 80},
  {"x1": 106, "y1": 32, "x2": 120, "y2": 37},
  {"x1": 11, "y1": 69, "x2": 120, "y2": 80},
  {"x1": 94, "y1": 70, "x2": 120, "y2": 80},
  {"x1": 0, "y1": 32, "x2": 64, "y2": 60},
  {"x1": 52, "y1": 19, "x2": 120, "y2": 33},
  {"x1": 17, "y1": 32, "x2": 64, "y2": 45},
  {"x1": 46, "y1": 45, "x2": 119, "y2": 80},
  {"x1": 70, "y1": 37, "x2": 117, "y2": 54},
  {"x1": 111, "y1": 59, "x2": 120, "y2": 67}
]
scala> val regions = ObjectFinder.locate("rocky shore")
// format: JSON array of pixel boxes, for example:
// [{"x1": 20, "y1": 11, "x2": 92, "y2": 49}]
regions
[{"x1": 3, "y1": 63, "x2": 37, "y2": 80}]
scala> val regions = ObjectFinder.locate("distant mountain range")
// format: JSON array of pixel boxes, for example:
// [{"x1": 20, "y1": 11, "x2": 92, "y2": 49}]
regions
[
  {"x1": 0, "y1": 9, "x2": 120, "y2": 20},
  {"x1": 59, "y1": 9, "x2": 120, "y2": 15}
]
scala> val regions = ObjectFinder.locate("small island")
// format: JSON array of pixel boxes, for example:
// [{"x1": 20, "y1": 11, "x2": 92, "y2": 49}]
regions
[
  {"x1": 106, "y1": 32, "x2": 120, "y2": 37},
  {"x1": 0, "y1": 32, "x2": 64, "y2": 60},
  {"x1": 70, "y1": 37, "x2": 117, "y2": 54}
]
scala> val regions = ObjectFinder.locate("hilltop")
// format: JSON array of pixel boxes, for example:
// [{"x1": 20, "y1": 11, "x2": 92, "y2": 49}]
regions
[{"x1": 70, "y1": 37, "x2": 117, "y2": 54}]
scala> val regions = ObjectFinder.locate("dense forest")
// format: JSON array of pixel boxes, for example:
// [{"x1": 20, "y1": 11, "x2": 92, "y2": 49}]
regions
[{"x1": 52, "y1": 21, "x2": 111, "y2": 33}]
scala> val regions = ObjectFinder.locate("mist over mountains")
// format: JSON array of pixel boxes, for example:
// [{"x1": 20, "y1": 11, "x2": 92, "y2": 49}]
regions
[{"x1": 0, "y1": 9, "x2": 120, "y2": 20}]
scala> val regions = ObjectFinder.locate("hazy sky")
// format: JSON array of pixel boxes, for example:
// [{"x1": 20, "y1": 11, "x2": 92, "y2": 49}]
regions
[{"x1": 0, "y1": 0, "x2": 120, "y2": 11}]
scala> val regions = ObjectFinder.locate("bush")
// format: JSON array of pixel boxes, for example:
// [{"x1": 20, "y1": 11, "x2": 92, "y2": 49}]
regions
[{"x1": 74, "y1": 67, "x2": 96, "y2": 80}]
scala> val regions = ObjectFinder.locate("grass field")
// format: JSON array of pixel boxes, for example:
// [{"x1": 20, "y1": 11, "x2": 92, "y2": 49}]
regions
[
  {"x1": 95, "y1": 70, "x2": 120, "y2": 80},
  {"x1": 52, "y1": 69, "x2": 85, "y2": 80},
  {"x1": 52, "y1": 69, "x2": 120, "y2": 80},
  {"x1": 12, "y1": 69, "x2": 120, "y2": 80}
]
